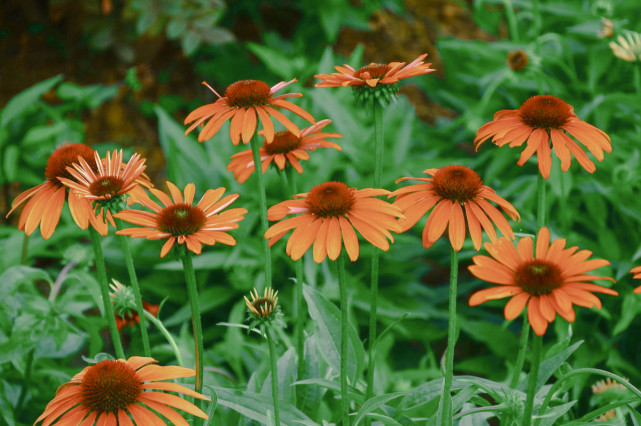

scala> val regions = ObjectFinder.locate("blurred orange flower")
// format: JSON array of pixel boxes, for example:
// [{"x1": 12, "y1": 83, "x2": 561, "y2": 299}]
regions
[
  {"x1": 265, "y1": 181, "x2": 403, "y2": 263},
  {"x1": 629, "y1": 266, "x2": 641, "y2": 294},
  {"x1": 227, "y1": 119, "x2": 342, "y2": 183},
  {"x1": 390, "y1": 165, "x2": 520, "y2": 251},
  {"x1": 474, "y1": 95, "x2": 612, "y2": 179},
  {"x1": 35, "y1": 357, "x2": 209, "y2": 425},
  {"x1": 468, "y1": 227, "x2": 617, "y2": 336},
  {"x1": 116, "y1": 301, "x2": 159, "y2": 332},
  {"x1": 184, "y1": 79, "x2": 315, "y2": 145}
]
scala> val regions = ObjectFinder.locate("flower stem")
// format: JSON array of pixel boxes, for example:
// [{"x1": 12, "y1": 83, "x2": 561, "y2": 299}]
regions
[
  {"x1": 502, "y1": 0, "x2": 520, "y2": 42},
  {"x1": 143, "y1": 310, "x2": 183, "y2": 367},
  {"x1": 537, "y1": 173, "x2": 546, "y2": 229},
  {"x1": 88, "y1": 226, "x2": 125, "y2": 359},
  {"x1": 21, "y1": 233, "x2": 29, "y2": 265},
  {"x1": 522, "y1": 334, "x2": 542, "y2": 426},
  {"x1": 15, "y1": 349, "x2": 34, "y2": 415},
  {"x1": 115, "y1": 218, "x2": 151, "y2": 357},
  {"x1": 509, "y1": 314, "x2": 530, "y2": 388},
  {"x1": 181, "y1": 248, "x2": 204, "y2": 425},
  {"x1": 266, "y1": 325, "x2": 281, "y2": 426},
  {"x1": 251, "y1": 134, "x2": 272, "y2": 291},
  {"x1": 437, "y1": 247, "x2": 459, "y2": 426},
  {"x1": 337, "y1": 252, "x2": 350, "y2": 425}
]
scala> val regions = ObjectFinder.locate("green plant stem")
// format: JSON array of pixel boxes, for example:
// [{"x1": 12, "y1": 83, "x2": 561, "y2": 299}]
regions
[
  {"x1": 337, "y1": 252, "x2": 350, "y2": 425},
  {"x1": 182, "y1": 248, "x2": 204, "y2": 426},
  {"x1": 21, "y1": 233, "x2": 28, "y2": 265},
  {"x1": 250, "y1": 134, "x2": 272, "y2": 291},
  {"x1": 437, "y1": 247, "x2": 459, "y2": 426},
  {"x1": 502, "y1": 0, "x2": 519, "y2": 42},
  {"x1": 144, "y1": 311, "x2": 183, "y2": 367},
  {"x1": 266, "y1": 326, "x2": 281, "y2": 426},
  {"x1": 15, "y1": 349, "x2": 34, "y2": 414},
  {"x1": 634, "y1": 65, "x2": 641, "y2": 97},
  {"x1": 88, "y1": 226, "x2": 125, "y2": 359},
  {"x1": 537, "y1": 173, "x2": 546, "y2": 229},
  {"x1": 509, "y1": 315, "x2": 530, "y2": 388},
  {"x1": 115, "y1": 218, "x2": 151, "y2": 357},
  {"x1": 522, "y1": 334, "x2": 542, "y2": 426}
]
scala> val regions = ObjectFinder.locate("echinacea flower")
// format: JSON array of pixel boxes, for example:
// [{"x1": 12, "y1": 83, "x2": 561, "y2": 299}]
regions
[
  {"x1": 245, "y1": 287, "x2": 280, "y2": 320},
  {"x1": 114, "y1": 181, "x2": 247, "y2": 257},
  {"x1": 6, "y1": 143, "x2": 109, "y2": 239},
  {"x1": 629, "y1": 266, "x2": 641, "y2": 293},
  {"x1": 265, "y1": 181, "x2": 403, "y2": 263},
  {"x1": 389, "y1": 165, "x2": 520, "y2": 251},
  {"x1": 474, "y1": 95, "x2": 612, "y2": 179},
  {"x1": 227, "y1": 119, "x2": 342, "y2": 183},
  {"x1": 184, "y1": 78, "x2": 315, "y2": 145},
  {"x1": 468, "y1": 227, "x2": 617, "y2": 336},
  {"x1": 506, "y1": 49, "x2": 529, "y2": 72},
  {"x1": 609, "y1": 31, "x2": 641, "y2": 61},
  {"x1": 35, "y1": 357, "x2": 209, "y2": 425}
]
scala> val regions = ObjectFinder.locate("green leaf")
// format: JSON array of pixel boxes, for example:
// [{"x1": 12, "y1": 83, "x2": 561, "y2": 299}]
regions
[
  {"x1": 302, "y1": 284, "x2": 365, "y2": 384},
  {"x1": 246, "y1": 43, "x2": 295, "y2": 80},
  {"x1": 212, "y1": 387, "x2": 312, "y2": 424},
  {"x1": 519, "y1": 340, "x2": 583, "y2": 392},
  {"x1": 293, "y1": 378, "x2": 364, "y2": 404},
  {"x1": 3, "y1": 145, "x2": 18, "y2": 181},
  {"x1": 536, "y1": 400, "x2": 576, "y2": 426},
  {"x1": 261, "y1": 347, "x2": 297, "y2": 402},
  {"x1": 163, "y1": 286, "x2": 234, "y2": 327},
  {"x1": 352, "y1": 392, "x2": 407, "y2": 425},
  {"x1": 1, "y1": 74, "x2": 63, "y2": 127},
  {"x1": 297, "y1": 333, "x2": 323, "y2": 416},
  {"x1": 0, "y1": 266, "x2": 53, "y2": 301},
  {"x1": 181, "y1": 31, "x2": 201, "y2": 56}
]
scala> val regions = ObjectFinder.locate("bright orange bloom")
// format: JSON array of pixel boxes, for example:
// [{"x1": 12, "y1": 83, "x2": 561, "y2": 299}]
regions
[
  {"x1": 115, "y1": 181, "x2": 247, "y2": 257},
  {"x1": 35, "y1": 357, "x2": 209, "y2": 425},
  {"x1": 227, "y1": 119, "x2": 342, "y2": 184},
  {"x1": 389, "y1": 165, "x2": 520, "y2": 251},
  {"x1": 629, "y1": 266, "x2": 641, "y2": 294},
  {"x1": 116, "y1": 301, "x2": 159, "y2": 332},
  {"x1": 265, "y1": 181, "x2": 403, "y2": 263},
  {"x1": 474, "y1": 95, "x2": 612, "y2": 179},
  {"x1": 468, "y1": 227, "x2": 617, "y2": 336},
  {"x1": 184, "y1": 78, "x2": 315, "y2": 145},
  {"x1": 6, "y1": 143, "x2": 109, "y2": 239},
  {"x1": 314, "y1": 53, "x2": 435, "y2": 88}
]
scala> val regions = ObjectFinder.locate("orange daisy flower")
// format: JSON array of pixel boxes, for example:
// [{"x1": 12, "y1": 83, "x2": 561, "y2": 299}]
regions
[
  {"x1": 114, "y1": 181, "x2": 247, "y2": 257},
  {"x1": 35, "y1": 356, "x2": 209, "y2": 425},
  {"x1": 227, "y1": 119, "x2": 342, "y2": 184},
  {"x1": 265, "y1": 181, "x2": 403, "y2": 263},
  {"x1": 6, "y1": 143, "x2": 109, "y2": 239},
  {"x1": 468, "y1": 227, "x2": 618, "y2": 336},
  {"x1": 474, "y1": 95, "x2": 612, "y2": 179},
  {"x1": 629, "y1": 266, "x2": 641, "y2": 294},
  {"x1": 184, "y1": 78, "x2": 315, "y2": 145},
  {"x1": 389, "y1": 165, "x2": 520, "y2": 252}
]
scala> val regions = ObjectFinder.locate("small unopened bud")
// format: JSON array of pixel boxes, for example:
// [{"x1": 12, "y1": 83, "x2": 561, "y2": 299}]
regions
[{"x1": 506, "y1": 49, "x2": 529, "y2": 72}]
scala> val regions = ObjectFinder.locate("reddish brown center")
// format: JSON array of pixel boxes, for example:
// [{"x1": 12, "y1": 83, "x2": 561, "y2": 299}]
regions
[
  {"x1": 354, "y1": 64, "x2": 392, "y2": 80},
  {"x1": 507, "y1": 49, "x2": 529, "y2": 72},
  {"x1": 519, "y1": 95, "x2": 572, "y2": 129},
  {"x1": 89, "y1": 177, "x2": 125, "y2": 199},
  {"x1": 514, "y1": 260, "x2": 563, "y2": 296},
  {"x1": 81, "y1": 360, "x2": 141, "y2": 413},
  {"x1": 225, "y1": 80, "x2": 272, "y2": 108},
  {"x1": 306, "y1": 181, "x2": 356, "y2": 218},
  {"x1": 157, "y1": 203, "x2": 206, "y2": 236},
  {"x1": 250, "y1": 297, "x2": 276, "y2": 317},
  {"x1": 45, "y1": 143, "x2": 96, "y2": 186},
  {"x1": 431, "y1": 165, "x2": 483, "y2": 203},
  {"x1": 264, "y1": 130, "x2": 301, "y2": 154}
]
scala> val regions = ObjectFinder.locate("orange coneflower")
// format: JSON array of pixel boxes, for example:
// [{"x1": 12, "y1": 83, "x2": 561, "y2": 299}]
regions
[
  {"x1": 629, "y1": 266, "x2": 641, "y2": 293},
  {"x1": 227, "y1": 119, "x2": 342, "y2": 184},
  {"x1": 116, "y1": 301, "x2": 159, "y2": 332},
  {"x1": 184, "y1": 78, "x2": 315, "y2": 145},
  {"x1": 468, "y1": 227, "x2": 617, "y2": 336},
  {"x1": 114, "y1": 181, "x2": 247, "y2": 257},
  {"x1": 474, "y1": 95, "x2": 612, "y2": 179},
  {"x1": 265, "y1": 181, "x2": 403, "y2": 263},
  {"x1": 35, "y1": 357, "x2": 209, "y2": 425},
  {"x1": 389, "y1": 165, "x2": 520, "y2": 251},
  {"x1": 6, "y1": 143, "x2": 109, "y2": 239}
]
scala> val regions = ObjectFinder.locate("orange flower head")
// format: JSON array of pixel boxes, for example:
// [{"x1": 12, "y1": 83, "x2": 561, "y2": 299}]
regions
[
  {"x1": 184, "y1": 78, "x2": 316, "y2": 145},
  {"x1": 227, "y1": 119, "x2": 342, "y2": 183},
  {"x1": 265, "y1": 181, "x2": 404, "y2": 263},
  {"x1": 629, "y1": 266, "x2": 641, "y2": 294},
  {"x1": 390, "y1": 165, "x2": 520, "y2": 251},
  {"x1": 115, "y1": 181, "x2": 247, "y2": 257},
  {"x1": 468, "y1": 227, "x2": 618, "y2": 336},
  {"x1": 6, "y1": 143, "x2": 111, "y2": 239},
  {"x1": 474, "y1": 95, "x2": 612, "y2": 179},
  {"x1": 35, "y1": 356, "x2": 209, "y2": 424}
]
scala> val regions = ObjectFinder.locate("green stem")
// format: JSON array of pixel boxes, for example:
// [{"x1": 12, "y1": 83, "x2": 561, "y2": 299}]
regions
[
  {"x1": 115, "y1": 218, "x2": 151, "y2": 357},
  {"x1": 522, "y1": 334, "x2": 542, "y2": 426},
  {"x1": 531, "y1": 0, "x2": 542, "y2": 38},
  {"x1": 537, "y1": 173, "x2": 546, "y2": 229},
  {"x1": 15, "y1": 349, "x2": 34, "y2": 414},
  {"x1": 21, "y1": 233, "x2": 29, "y2": 265},
  {"x1": 251, "y1": 134, "x2": 272, "y2": 291},
  {"x1": 337, "y1": 252, "x2": 350, "y2": 425},
  {"x1": 144, "y1": 311, "x2": 183, "y2": 367},
  {"x1": 266, "y1": 326, "x2": 281, "y2": 426},
  {"x1": 182, "y1": 249, "x2": 204, "y2": 425},
  {"x1": 509, "y1": 315, "x2": 530, "y2": 388},
  {"x1": 634, "y1": 65, "x2": 641, "y2": 97},
  {"x1": 502, "y1": 0, "x2": 519, "y2": 42},
  {"x1": 437, "y1": 247, "x2": 459, "y2": 426},
  {"x1": 88, "y1": 226, "x2": 125, "y2": 359}
]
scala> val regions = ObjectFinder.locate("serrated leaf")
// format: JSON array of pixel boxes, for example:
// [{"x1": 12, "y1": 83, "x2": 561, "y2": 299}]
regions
[{"x1": 1, "y1": 74, "x2": 63, "y2": 127}]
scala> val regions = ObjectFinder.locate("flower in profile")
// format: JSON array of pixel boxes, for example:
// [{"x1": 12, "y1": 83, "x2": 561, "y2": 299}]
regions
[
  {"x1": 6, "y1": 143, "x2": 109, "y2": 239},
  {"x1": 389, "y1": 165, "x2": 520, "y2": 251},
  {"x1": 244, "y1": 287, "x2": 281, "y2": 325},
  {"x1": 110, "y1": 279, "x2": 159, "y2": 332},
  {"x1": 506, "y1": 49, "x2": 529, "y2": 72},
  {"x1": 184, "y1": 78, "x2": 316, "y2": 145},
  {"x1": 227, "y1": 119, "x2": 342, "y2": 184},
  {"x1": 34, "y1": 357, "x2": 209, "y2": 424},
  {"x1": 474, "y1": 95, "x2": 612, "y2": 179},
  {"x1": 629, "y1": 266, "x2": 641, "y2": 294},
  {"x1": 115, "y1": 181, "x2": 247, "y2": 257},
  {"x1": 609, "y1": 31, "x2": 641, "y2": 62},
  {"x1": 468, "y1": 227, "x2": 617, "y2": 336},
  {"x1": 265, "y1": 181, "x2": 403, "y2": 263}
]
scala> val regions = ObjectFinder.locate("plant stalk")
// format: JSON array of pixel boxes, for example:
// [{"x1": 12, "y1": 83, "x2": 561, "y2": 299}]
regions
[
  {"x1": 522, "y1": 334, "x2": 542, "y2": 426},
  {"x1": 250, "y1": 134, "x2": 272, "y2": 291},
  {"x1": 144, "y1": 311, "x2": 183, "y2": 367},
  {"x1": 337, "y1": 252, "x2": 350, "y2": 425},
  {"x1": 266, "y1": 325, "x2": 281, "y2": 426}
]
